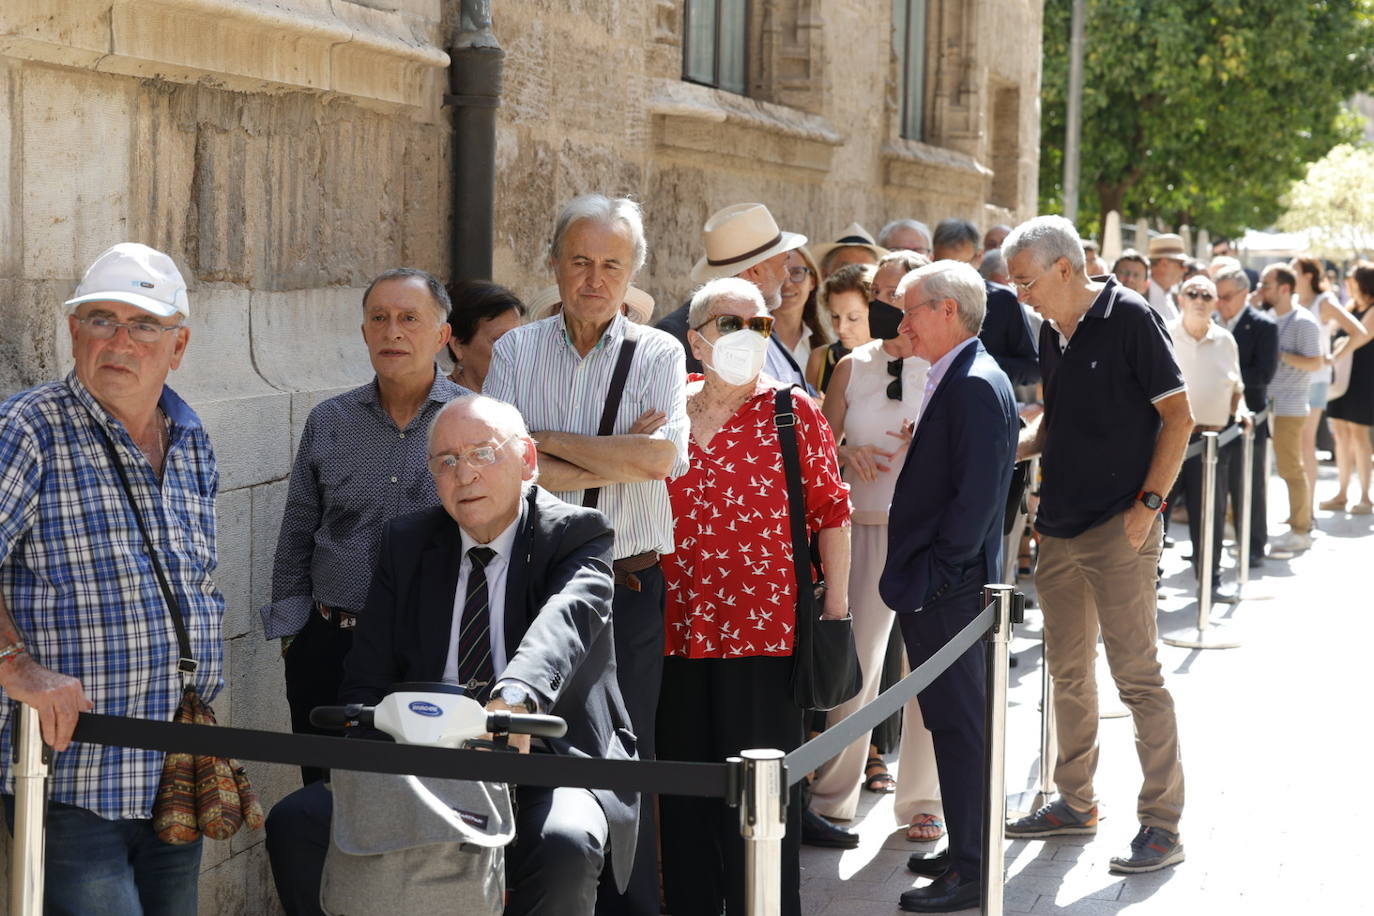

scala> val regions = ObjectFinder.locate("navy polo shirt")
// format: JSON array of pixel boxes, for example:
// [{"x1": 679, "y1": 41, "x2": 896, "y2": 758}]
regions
[{"x1": 1036, "y1": 277, "x2": 1187, "y2": 539}]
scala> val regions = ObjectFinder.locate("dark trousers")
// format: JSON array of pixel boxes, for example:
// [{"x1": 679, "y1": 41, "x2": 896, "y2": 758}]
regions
[
  {"x1": 1180, "y1": 432, "x2": 1231, "y2": 580},
  {"x1": 284, "y1": 609, "x2": 354, "y2": 785},
  {"x1": 595, "y1": 566, "x2": 665, "y2": 916},
  {"x1": 657, "y1": 655, "x2": 804, "y2": 916},
  {"x1": 897, "y1": 578, "x2": 987, "y2": 880},
  {"x1": 1226, "y1": 419, "x2": 1269, "y2": 560},
  {"x1": 265, "y1": 778, "x2": 608, "y2": 916}
]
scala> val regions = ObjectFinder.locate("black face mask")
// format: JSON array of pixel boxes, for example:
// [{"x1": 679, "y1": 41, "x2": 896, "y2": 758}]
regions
[{"x1": 868, "y1": 299, "x2": 903, "y2": 340}]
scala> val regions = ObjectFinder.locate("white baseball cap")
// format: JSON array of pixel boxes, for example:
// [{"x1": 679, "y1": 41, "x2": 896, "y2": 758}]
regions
[{"x1": 64, "y1": 243, "x2": 190, "y2": 319}]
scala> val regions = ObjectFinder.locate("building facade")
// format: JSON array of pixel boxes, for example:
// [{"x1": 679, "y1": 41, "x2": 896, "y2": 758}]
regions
[{"x1": 0, "y1": 0, "x2": 1042, "y2": 910}]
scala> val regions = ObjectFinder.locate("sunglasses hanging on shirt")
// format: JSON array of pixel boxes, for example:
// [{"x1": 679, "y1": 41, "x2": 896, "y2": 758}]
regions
[{"x1": 886, "y1": 359, "x2": 903, "y2": 401}]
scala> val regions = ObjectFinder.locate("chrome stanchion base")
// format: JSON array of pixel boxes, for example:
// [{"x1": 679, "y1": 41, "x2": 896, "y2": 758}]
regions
[{"x1": 1162, "y1": 620, "x2": 1242, "y2": 649}]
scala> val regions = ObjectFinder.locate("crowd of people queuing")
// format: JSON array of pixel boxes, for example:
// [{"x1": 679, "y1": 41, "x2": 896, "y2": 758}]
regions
[{"x1": 0, "y1": 191, "x2": 1371, "y2": 916}]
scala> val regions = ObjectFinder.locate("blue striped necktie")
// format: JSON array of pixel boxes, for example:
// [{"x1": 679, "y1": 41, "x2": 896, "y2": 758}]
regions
[{"x1": 457, "y1": 546, "x2": 497, "y2": 702}]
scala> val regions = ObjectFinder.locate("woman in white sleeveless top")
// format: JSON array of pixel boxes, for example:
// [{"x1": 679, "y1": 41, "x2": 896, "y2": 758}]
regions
[{"x1": 808, "y1": 256, "x2": 945, "y2": 840}]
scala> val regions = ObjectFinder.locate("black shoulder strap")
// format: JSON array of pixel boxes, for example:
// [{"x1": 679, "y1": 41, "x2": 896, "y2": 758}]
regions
[
  {"x1": 94, "y1": 423, "x2": 197, "y2": 676},
  {"x1": 584, "y1": 322, "x2": 641, "y2": 511},
  {"x1": 774, "y1": 386, "x2": 817, "y2": 634}
]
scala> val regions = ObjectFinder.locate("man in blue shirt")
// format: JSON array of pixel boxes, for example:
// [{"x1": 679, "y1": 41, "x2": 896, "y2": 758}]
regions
[
  {"x1": 262, "y1": 268, "x2": 468, "y2": 784},
  {"x1": 0, "y1": 243, "x2": 223, "y2": 914}
]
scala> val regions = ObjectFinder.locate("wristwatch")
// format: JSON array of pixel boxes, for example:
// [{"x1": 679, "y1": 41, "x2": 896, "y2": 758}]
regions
[
  {"x1": 497, "y1": 683, "x2": 533, "y2": 713},
  {"x1": 1137, "y1": 490, "x2": 1166, "y2": 512}
]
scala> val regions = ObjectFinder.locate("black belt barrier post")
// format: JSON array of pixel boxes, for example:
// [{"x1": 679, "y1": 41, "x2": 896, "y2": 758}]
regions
[
  {"x1": 982, "y1": 584, "x2": 1022, "y2": 916},
  {"x1": 1237, "y1": 418, "x2": 1256, "y2": 590},
  {"x1": 10, "y1": 703, "x2": 49, "y2": 916},
  {"x1": 1165, "y1": 431, "x2": 1241, "y2": 650},
  {"x1": 731, "y1": 748, "x2": 786, "y2": 915}
]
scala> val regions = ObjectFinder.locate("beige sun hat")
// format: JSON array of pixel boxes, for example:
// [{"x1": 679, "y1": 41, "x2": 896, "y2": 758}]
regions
[
  {"x1": 690, "y1": 203, "x2": 808, "y2": 284},
  {"x1": 808, "y1": 223, "x2": 889, "y2": 269},
  {"x1": 527, "y1": 285, "x2": 655, "y2": 324},
  {"x1": 1147, "y1": 233, "x2": 1188, "y2": 262}
]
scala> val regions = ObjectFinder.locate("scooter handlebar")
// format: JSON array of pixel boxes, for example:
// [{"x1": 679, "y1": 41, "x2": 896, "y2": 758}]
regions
[
  {"x1": 487, "y1": 711, "x2": 567, "y2": 739},
  {"x1": 309, "y1": 704, "x2": 372, "y2": 730}
]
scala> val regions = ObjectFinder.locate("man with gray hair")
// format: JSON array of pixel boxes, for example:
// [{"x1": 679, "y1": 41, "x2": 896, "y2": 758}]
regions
[
  {"x1": 1005, "y1": 215, "x2": 1191, "y2": 875},
  {"x1": 264, "y1": 267, "x2": 469, "y2": 784},
  {"x1": 879, "y1": 218, "x2": 933, "y2": 256},
  {"x1": 880, "y1": 260, "x2": 1018, "y2": 912},
  {"x1": 485, "y1": 193, "x2": 689, "y2": 914}
]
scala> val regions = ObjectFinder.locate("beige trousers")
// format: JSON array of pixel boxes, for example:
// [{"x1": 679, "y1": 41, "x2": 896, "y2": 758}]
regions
[
  {"x1": 809, "y1": 523, "x2": 941, "y2": 824},
  {"x1": 1035, "y1": 513, "x2": 1185, "y2": 833},
  {"x1": 1272, "y1": 414, "x2": 1311, "y2": 532}
]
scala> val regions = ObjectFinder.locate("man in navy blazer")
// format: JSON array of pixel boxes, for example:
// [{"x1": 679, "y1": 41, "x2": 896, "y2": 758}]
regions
[
  {"x1": 980, "y1": 280, "x2": 1041, "y2": 388},
  {"x1": 266, "y1": 395, "x2": 638, "y2": 916},
  {"x1": 1214, "y1": 266, "x2": 1279, "y2": 565},
  {"x1": 880, "y1": 261, "x2": 1018, "y2": 913}
]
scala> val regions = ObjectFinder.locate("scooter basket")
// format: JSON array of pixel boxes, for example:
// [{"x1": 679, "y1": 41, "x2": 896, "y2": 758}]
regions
[{"x1": 321, "y1": 769, "x2": 516, "y2": 916}]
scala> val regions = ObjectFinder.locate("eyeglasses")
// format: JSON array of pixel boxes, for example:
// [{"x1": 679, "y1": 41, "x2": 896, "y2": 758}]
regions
[
  {"x1": 1180, "y1": 289, "x2": 1216, "y2": 302},
  {"x1": 1011, "y1": 273, "x2": 1047, "y2": 295},
  {"x1": 77, "y1": 316, "x2": 182, "y2": 344},
  {"x1": 785, "y1": 266, "x2": 812, "y2": 283},
  {"x1": 693, "y1": 314, "x2": 775, "y2": 338},
  {"x1": 428, "y1": 435, "x2": 518, "y2": 476},
  {"x1": 886, "y1": 359, "x2": 903, "y2": 401}
]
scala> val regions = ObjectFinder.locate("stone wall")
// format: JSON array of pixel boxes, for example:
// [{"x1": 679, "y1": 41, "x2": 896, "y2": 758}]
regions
[
  {"x1": 491, "y1": 0, "x2": 1045, "y2": 315},
  {"x1": 0, "y1": 0, "x2": 1043, "y2": 912},
  {"x1": 1, "y1": 1, "x2": 450, "y2": 912}
]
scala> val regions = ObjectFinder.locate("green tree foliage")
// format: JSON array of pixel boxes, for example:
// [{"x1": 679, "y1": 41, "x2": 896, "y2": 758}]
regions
[
  {"x1": 1279, "y1": 143, "x2": 1374, "y2": 258},
  {"x1": 1039, "y1": 0, "x2": 1374, "y2": 238}
]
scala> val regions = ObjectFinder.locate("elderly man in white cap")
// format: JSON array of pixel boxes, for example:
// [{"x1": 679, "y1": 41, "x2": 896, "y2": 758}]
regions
[
  {"x1": 1145, "y1": 234, "x2": 1186, "y2": 322},
  {"x1": 657, "y1": 202, "x2": 812, "y2": 387},
  {"x1": 485, "y1": 193, "x2": 689, "y2": 915},
  {"x1": 0, "y1": 243, "x2": 224, "y2": 914}
]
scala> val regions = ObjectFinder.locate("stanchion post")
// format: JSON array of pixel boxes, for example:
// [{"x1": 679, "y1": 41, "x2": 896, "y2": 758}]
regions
[
  {"x1": 732, "y1": 748, "x2": 786, "y2": 916},
  {"x1": 982, "y1": 585, "x2": 1021, "y2": 916},
  {"x1": 10, "y1": 703, "x2": 50, "y2": 916},
  {"x1": 1195, "y1": 431, "x2": 1218, "y2": 627},
  {"x1": 1238, "y1": 421, "x2": 1254, "y2": 588},
  {"x1": 1033, "y1": 651, "x2": 1056, "y2": 810}
]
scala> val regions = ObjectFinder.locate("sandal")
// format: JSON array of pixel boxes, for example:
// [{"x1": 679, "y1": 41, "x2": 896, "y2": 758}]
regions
[
  {"x1": 1319, "y1": 496, "x2": 1348, "y2": 512},
  {"x1": 906, "y1": 813, "x2": 945, "y2": 841},
  {"x1": 863, "y1": 757, "x2": 896, "y2": 794},
  {"x1": 1353, "y1": 501, "x2": 1374, "y2": 516}
]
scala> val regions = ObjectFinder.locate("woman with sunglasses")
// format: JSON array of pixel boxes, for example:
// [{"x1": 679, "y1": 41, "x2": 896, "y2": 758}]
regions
[
  {"x1": 806, "y1": 263, "x2": 876, "y2": 394},
  {"x1": 658, "y1": 277, "x2": 851, "y2": 916},
  {"x1": 807, "y1": 250, "x2": 946, "y2": 843}
]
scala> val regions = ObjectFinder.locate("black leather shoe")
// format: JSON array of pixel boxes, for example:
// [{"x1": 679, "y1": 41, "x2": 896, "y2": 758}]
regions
[
  {"x1": 801, "y1": 808, "x2": 860, "y2": 849},
  {"x1": 1248, "y1": 554, "x2": 1266, "y2": 568},
  {"x1": 899, "y1": 870, "x2": 980, "y2": 912},
  {"x1": 906, "y1": 849, "x2": 949, "y2": 878}
]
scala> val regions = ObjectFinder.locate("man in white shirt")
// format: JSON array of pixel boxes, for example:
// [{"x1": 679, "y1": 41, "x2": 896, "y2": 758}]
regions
[{"x1": 1146, "y1": 234, "x2": 1187, "y2": 323}]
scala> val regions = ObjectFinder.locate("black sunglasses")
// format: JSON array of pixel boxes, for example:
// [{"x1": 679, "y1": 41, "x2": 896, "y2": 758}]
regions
[
  {"x1": 1181, "y1": 289, "x2": 1216, "y2": 302},
  {"x1": 693, "y1": 314, "x2": 775, "y2": 338},
  {"x1": 886, "y1": 358, "x2": 902, "y2": 401}
]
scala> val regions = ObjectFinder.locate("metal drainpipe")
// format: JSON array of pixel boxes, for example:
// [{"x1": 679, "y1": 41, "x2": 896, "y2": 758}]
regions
[{"x1": 447, "y1": 0, "x2": 504, "y2": 282}]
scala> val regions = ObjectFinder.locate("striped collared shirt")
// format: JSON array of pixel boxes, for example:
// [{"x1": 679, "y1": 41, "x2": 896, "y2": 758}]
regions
[
  {"x1": 484, "y1": 312, "x2": 689, "y2": 559},
  {"x1": 261, "y1": 370, "x2": 470, "y2": 639},
  {"x1": 0, "y1": 373, "x2": 223, "y2": 820}
]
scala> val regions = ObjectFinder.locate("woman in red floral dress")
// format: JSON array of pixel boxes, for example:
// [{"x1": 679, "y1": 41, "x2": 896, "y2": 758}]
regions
[{"x1": 657, "y1": 277, "x2": 852, "y2": 916}]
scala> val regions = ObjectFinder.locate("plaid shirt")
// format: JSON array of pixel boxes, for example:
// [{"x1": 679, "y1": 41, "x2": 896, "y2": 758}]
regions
[{"x1": 0, "y1": 373, "x2": 223, "y2": 820}]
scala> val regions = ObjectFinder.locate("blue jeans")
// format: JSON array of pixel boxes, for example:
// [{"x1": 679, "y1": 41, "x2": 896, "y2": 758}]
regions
[{"x1": 3, "y1": 795, "x2": 202, "y2": 915}]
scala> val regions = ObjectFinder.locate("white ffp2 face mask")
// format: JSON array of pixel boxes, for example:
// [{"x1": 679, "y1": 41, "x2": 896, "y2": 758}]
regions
[{"x1": 706, "y1": 329, "x2": 770, "y2": 386}]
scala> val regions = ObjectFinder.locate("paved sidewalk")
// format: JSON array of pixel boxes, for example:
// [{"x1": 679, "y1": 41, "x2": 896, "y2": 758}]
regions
[{"x1": 801, "y1": 461, "x2": 1371, "y2": 913}]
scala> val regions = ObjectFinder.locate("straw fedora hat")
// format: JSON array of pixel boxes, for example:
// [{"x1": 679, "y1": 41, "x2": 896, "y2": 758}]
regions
[
  {"x1": 691, "y1": 203, "x2": 807, "y2": 283},
  {"x1": 1147, "y1": 233, "x2": 1188, "y2": 262},
  {"x1": 808, "y1": 223, "x2": 889, "y2": 268},
  {"x1": 527, "y1": 284, "x2": 655, "y2": 324}
]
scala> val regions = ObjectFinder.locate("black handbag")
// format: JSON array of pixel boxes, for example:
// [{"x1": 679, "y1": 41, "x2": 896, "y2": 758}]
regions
[{"x1": 773, "y1": 387, "x2": 863, "y2": 711}]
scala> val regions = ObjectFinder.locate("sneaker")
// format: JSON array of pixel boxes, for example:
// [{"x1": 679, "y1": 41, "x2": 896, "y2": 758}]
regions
[
  {"x1": 1005, "y1": 798, "x2": 1098, "y2": 838},
  {"x1": 1269, "y1": 530, "x2": 1312, "y2": 555},
  {"x1": 1109, "y1": 825, "x2": 1185, "y2": 874}
]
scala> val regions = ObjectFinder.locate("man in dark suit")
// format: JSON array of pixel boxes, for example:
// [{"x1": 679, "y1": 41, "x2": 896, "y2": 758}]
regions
[
  {"x1": 879, "y1": 261, "x2": 1019, "y2": 913},
  {"x1": 980, "y1": 280, "x2": 1041, "y2": 388},
  {"x1": 1214, "y1": 264, "x2": 1279, "y2": 566},
  {"x1": 265, "y1": 394, "x2": 638, "y2": 916}
]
